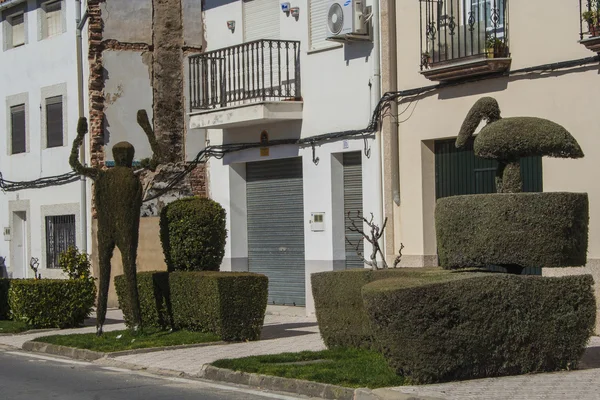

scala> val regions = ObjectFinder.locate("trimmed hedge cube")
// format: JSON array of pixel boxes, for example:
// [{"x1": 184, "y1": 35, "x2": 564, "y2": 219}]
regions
[
  {"x1": 116, "y1": 271, "x2": 268, "y2": 341},
  {"x1": 436, "y1": 192, "x2": 589, "y2": 269},
  {"x1": 8, "y1": 279, "x2": 96, "y2": 329},
  {"x1": 312, "y1": 268, "x2": 448, "y2": 349},
  {"x1": 362, "y1": 271, "x2": 596, "y2": 384}
]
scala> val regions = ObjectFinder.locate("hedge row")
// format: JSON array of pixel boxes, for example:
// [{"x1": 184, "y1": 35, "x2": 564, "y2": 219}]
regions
[
  {"x1": 436, "y1": 192, "x2": 589, "y2": 269},
  {"x1": 8, "y1": 279, "x2": 96, "y2": 329},
  {"x1": 116, "y1": 271, "x2": 268, "y2": 341},
  {"x1": 362, "y1": 272, "x2": 595, "y2": 384},
  {"x1": 0, "y1": 279, "x2": 9, "y2": 320},
  {"x1": 311, "y1": 268, "x2": 456, "y2": 349}
]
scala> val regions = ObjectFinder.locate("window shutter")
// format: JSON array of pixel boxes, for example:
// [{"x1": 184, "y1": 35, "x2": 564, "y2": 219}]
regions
[
  {"x1": 309, "y1": 0, "x2": 329, "y2": 50},
  {"x1": 10, "y1": 105, "x2": 26, "y2": 154},
  {"x1": 11, "y1": 14, "x2": 25, "y2": 47},
  {"x1": 243, "y1": 0, "x2": 280, "y2": 42},
  {"x1": 46, "y1": 96, "x2": 63, "y2": 148},
  {"x1": 45, "y1": 1, "x2": 62, "y2": 37}
]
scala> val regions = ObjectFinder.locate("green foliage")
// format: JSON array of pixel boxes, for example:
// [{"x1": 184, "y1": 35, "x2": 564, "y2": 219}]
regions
[
  {"x1": 362, "y1": 272, "x2": 596, "y2": 384},
  {"x1": 0, "y1": 320, "x2": 28, "y2": 333},
  {"x1": 160, "y1": 197, "x2": 227, "y2": 272},
  {"x1": 115, "y1": 271, "x2": 268, "y2": 341},
  {"x1": 8, "y1": 279, "x2": 96, "y2": 329},
  {"x1": 436, "y1": 192, "x2": 589, "y2": 269},
  {"x1": 312, "y1": 268, "x2": 441, "y2": 349},
  {"x1": 59, "y1": 246, "x2": 92, "y2": 280},
  {"x1": 34, "y1": 327, "x2": 219, "y2": 353},
  {"x1": 115, "y1": 271, "x2": 171, "y2": 330},
  {"x1": 0, "y1": 279, "x2": 10, "y2": 320},
  {"x1": 213, "y1": 348, "x2": 406, "y2": 389}
]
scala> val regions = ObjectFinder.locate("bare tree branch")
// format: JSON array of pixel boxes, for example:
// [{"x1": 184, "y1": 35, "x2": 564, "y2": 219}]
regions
[{"x1": 345, "y1": 211, "x2": 389, "y2": 270}]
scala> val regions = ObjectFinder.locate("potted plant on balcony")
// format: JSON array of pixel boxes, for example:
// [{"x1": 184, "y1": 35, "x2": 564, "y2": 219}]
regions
[
  {"x1": 583, "y1": 8, "x2": 600, "y2": 37},
  {"x1": 486, "y1": 35, "x2": 507, "y2": 58},
  {"x1": 421, "y1": 51, "x2": 433, "y2": 69}
]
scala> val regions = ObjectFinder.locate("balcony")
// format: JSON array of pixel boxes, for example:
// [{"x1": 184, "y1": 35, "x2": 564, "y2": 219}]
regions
[
  {"x1": 579, "y1": 0, "x2": 600, "y2": 52},
  {"x1": 419, "y1": 0, "x2": 511, "y2": 82},
  {"x1": 188, "y1": 39, "x2": 303, "y2": 130}
]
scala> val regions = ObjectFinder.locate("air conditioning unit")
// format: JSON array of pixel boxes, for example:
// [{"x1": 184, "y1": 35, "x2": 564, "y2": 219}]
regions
[{"x1": 326, "y1": 0, "x2": 369, "y2": 42}]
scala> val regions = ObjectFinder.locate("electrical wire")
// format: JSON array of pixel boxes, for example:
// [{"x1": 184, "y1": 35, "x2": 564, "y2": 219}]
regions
[{"x1": 1, "y1": 55, "x2": 598, "y2": 197}]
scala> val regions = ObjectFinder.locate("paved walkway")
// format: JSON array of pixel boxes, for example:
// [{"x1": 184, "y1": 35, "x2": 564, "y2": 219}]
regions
[{"x1": 5, "y1": 309, "x2": 600, "y2": 399}]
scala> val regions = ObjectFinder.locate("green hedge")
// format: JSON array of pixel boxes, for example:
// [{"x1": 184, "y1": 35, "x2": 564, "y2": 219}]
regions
[
  {"x1": 436, "y1": 192, "x2": 589, "y2": 269},
  {"x1": 116, "y1": 271, "x2": 268, "y2": 341},
  {"x1": 0, "y1": 279, "x2": 10, "y2": 320},
  {"x1": 160, "y1": 197, "x2": 227, "y2": 272},
  {"x1": 9, "y1": 279, "x2": 96, "y2": 329},
  {"x1": 362, "y1": 271, "x2": 596, "y2": 384},
  {"x1": 312, "y1": 268, "x2": 449, "y2": 349}
]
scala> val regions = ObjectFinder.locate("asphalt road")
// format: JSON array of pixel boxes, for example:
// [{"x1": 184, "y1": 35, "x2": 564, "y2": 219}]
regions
[{"x1": 0, "y1": 349, "x2": 307, "y2": 400}]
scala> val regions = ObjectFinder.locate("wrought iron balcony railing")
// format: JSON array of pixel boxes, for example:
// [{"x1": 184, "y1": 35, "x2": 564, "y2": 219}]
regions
[
  {"x1": 420, "y1": 0, "x2": 509, "y2": 70},
  {"x1": 580, "y1": 0, "x2": 600, "y2": 39},
  {"x1": 189, "y1": 39, "x2": 301, "y2": 110}
]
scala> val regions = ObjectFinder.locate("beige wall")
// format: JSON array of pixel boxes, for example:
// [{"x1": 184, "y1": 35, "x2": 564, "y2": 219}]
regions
[
  {"x1": 91, "y1": 217, "x2": 167, "y2": 308},
  {"x1": 392, "y1": 0, "x2": 600, "y2": 268}
]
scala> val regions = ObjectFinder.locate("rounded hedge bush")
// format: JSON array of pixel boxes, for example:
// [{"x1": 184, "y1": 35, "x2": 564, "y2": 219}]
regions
[
  {"x1": 8, "y1": 279, "x2": 96, "y2": 329},
  {"x1": 362, "y1": 271, "x2": 595, "y2": 384},
  {"x1": 160, "y1": 197, "x2": 227, "y2": 271}
]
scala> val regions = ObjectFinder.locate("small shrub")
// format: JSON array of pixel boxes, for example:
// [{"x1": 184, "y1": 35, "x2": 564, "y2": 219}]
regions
[
  {"x1": 0, "y1": 279, "x2": 10, "y2": 320},
  {"x1": 160, "y1": 197, "x2": 227, "y2": 272},
  {"x1": 116, "y1": 271, "x2": 268, "y2": 341},
  {"x1": 362, "y1": 271, "x2": 596, "y2": 384},
  {"x1": 436, "y1": 192, "x2": 589, "y2": 269},
  {"x1": 59, "y1": 246, "x2": 93, "y2": 280},
  {"x1": 312, "y1": 268, "x2": 436, "y2": 349},
  {"x1": 9, "y1": 279, "x2": 96, "y2": 329}
]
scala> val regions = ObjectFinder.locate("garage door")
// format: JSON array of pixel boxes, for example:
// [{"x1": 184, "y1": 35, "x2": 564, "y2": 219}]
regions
[
  {"x1": 246, "y1": 157, "x2": 305, "y2": 306},
  {"x1": 343, "y1": 152, "x2": 364, "y2": 269}
]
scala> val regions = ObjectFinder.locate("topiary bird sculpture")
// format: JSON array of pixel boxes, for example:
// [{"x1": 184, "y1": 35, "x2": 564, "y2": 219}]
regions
[{"x1": 457, "y1": 97, "x2": 584, "y2": 193}]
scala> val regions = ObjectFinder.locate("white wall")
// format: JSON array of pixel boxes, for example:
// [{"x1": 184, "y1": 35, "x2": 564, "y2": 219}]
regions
[
  {"x1": 201, "y1": 0, "x2": 381, "y2": 313},
  {"x1": 0, "y1": 0, "x2": 83, "y2": 278}
]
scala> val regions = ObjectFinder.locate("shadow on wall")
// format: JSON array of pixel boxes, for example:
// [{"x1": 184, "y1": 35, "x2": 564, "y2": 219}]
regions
[
  {"x1": 344, "y1": 40, "x2": 373, "y2": 63},
  {"x1": 203, "y1": 0, "x2": 238, "y2": 11},
  {"x1": 0, "y1": 257, "x2": 7, "y2": 278}
]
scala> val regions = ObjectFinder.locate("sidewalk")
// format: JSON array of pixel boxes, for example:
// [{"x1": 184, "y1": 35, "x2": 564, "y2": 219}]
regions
[{"x1": 4, "y1": 309, "x2": 600, "y2": 399}]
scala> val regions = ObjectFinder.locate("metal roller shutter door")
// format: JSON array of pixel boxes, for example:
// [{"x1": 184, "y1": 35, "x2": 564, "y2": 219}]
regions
[
  {"x1": 243, "y1": 0, "x2": 280, "y2": 42},
  {"x1": 246, "y1": 157, "x2": 306, "y2": 306},
  {"x1": 343, "y1": 152, "x2": 364, "y2": 269}
]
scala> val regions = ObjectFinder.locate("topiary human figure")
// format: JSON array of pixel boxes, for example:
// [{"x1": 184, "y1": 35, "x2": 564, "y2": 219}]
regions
[
  {"x1": 457, "y1": 97, "x2": 584, "y2": 193},
  {"x1": 70, "y1": 116, "x2": 159, "y2": 335}
]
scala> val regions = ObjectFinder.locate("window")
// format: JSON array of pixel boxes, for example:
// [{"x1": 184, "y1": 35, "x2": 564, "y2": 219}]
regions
[
  {"x1": 46, "y1": 95, "x2": 63, "y2": 148},
  {"x1": 42, "y1": 1, "x2": 63, "y2": 39},
  {"x1": 309, "y1": 0, "x2": 329, "y2": 50},
  {"x1": 9, "y1": 13, "x2": 25, "y2": 47},
  {"x1": 10, "y1": 104, "x2": 26, "y2": 154},
  {"x1": 45, "y1": 215, "x2": 76, "y2": 269}
]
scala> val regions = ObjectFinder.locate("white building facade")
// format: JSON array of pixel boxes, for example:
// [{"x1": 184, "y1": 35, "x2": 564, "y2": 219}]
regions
[
  {"x1": 0, "y1": 0, "x2": 90, "y2": 279},
  {"x1": 190, "y1": 0, "x2": 383, "y2": 314}
]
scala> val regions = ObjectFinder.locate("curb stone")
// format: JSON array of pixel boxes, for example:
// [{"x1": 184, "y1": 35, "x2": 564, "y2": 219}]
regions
[
  {"x1": 199, "y1": 365, "x2": 445, "y2": 400},
  {"x1": 22, "y1": 340, "x2": 227, "y2": 361}
]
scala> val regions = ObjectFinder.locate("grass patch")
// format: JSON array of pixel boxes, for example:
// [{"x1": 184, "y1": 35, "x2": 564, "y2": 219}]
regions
[
  {"x1": 33, "y1": 328, "x2": 220, "y2": 353},
  {"x1": 212, "y1": 348, "x2": 405, "y2": 389},
  {"x1": 0, "y1": 320, "x2": 28, "y2": 334}
]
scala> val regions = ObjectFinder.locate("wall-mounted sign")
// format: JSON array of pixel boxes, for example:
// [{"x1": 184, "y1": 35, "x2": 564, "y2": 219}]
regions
[{"x1": 260, "y1": 131, "x2": 269, "y2": 157}]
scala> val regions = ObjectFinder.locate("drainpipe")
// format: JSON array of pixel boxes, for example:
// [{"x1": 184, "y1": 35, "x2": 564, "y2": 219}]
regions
[
  {"x1": 75, "y1": 0, "x2": 88, "y2": 253},
  {"x1": 370, "y1": 0, "x2": 383, "y2": 266}
]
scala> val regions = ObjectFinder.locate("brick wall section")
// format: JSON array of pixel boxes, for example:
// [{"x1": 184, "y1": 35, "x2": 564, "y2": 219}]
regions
[
  {"x1": 87, "y1": 0, "x2": 106, "y2": 169},
  {"x1": 188, "y1": 164, "x2": 207, "y2": 197}
]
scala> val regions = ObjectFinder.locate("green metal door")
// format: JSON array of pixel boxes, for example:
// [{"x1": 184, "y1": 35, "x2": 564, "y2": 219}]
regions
[
  {"x1": 434, "y1": 137, "x2": 543, "y2": 275},
  {"x1": 246, "y1": 157, "x2": 306, "y2": 306}
]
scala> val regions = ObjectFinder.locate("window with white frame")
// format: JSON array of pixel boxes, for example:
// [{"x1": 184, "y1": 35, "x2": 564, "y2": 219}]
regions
[
  {"x1": 9, "y1": 13, "x2": 25, "y2": 48},
  {"x1": 41, "y1": 0, "x2": 63, "y2": 39},
  {"x1": 45, "y1": 95, "x2": 64, "y2": 148},
  {"x1": 45, "y1": 215, "x2": 76, "y2": 269},
  {"x1": 309, "y1": 0, "x2": 330, "y2": 50}
]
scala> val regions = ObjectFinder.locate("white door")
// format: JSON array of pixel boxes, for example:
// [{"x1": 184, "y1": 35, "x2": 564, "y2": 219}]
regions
[{"x1": 11, "y1": 212, "x2": 27, "y2": 279}]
